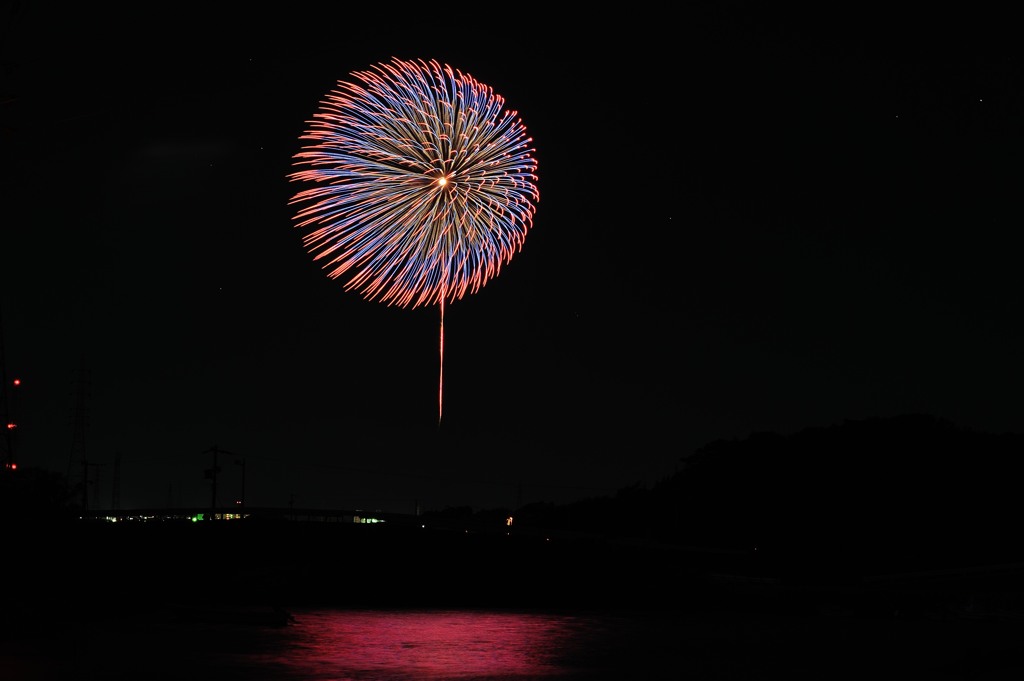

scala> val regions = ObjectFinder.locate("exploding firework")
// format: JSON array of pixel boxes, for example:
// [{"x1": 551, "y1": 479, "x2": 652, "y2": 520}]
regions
[{"x1": 288, "y1": 57, "x2": 540, "y2": 423}]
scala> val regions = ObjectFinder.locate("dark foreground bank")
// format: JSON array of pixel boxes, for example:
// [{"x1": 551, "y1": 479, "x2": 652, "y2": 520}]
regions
[{"x1": 5, "y1": 516, "x2": 1024, "y2": 620}]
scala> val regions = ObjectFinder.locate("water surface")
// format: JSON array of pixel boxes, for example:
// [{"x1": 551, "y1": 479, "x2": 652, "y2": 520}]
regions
[{"x1": 6, "y1": 602, "x2": 1023, "y2": 680}]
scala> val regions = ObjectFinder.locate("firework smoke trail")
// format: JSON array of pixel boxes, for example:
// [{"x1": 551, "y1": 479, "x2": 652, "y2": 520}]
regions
[{"x1": 288, "y1": 57, "x2": 539, "y2": 424}]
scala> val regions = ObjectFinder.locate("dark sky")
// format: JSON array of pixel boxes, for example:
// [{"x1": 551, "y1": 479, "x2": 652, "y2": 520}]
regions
[{"x1": 2, "y1": 4, "x2": 1022, "y2": 513}]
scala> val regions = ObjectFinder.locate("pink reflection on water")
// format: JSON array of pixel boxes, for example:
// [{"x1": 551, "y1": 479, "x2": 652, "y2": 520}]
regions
[{"x1": 258, "y1": 608, "x2": 591, "y2": 680}]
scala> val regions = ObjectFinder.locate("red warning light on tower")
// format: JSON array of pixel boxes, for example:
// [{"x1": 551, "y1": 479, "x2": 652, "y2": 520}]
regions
[{"x1": 8, "y1": 378, "x2": 21, "y2": 429}]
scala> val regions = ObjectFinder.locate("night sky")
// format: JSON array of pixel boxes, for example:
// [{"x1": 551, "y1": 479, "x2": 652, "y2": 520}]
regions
[{"x1": 2, "y1": 5, "x2": 1022, "y2": 514}]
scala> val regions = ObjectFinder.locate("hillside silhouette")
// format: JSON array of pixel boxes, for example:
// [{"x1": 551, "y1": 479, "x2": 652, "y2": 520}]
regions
[{"x1": 507, "y1": 413, "x2": 1024, "y2": 579}]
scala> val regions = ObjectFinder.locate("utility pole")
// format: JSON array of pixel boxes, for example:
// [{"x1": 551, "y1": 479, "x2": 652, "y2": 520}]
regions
[
  {"x1": 204, "y1": 445, "x2": 221, "y2": 516},
  {"x1": 111, "y1": 451, "x2": 121, "y2": 511},
  {"x1": 203, "y1": 444, "x2": 236, "y2": 517},
  {"x1": 68, "y1": 361, "x2": 90, "y2": 480},
  {"x1": 234, "y1": 456, "x2": 246, "y2": 510}
]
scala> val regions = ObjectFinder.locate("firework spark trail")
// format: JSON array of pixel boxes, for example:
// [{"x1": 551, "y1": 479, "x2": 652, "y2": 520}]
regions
[{"x1": 288, "y1": 57, "x2": 539, "y2": 424}]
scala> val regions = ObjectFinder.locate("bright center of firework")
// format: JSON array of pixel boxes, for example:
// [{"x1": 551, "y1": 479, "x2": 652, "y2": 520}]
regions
[{"x1": 437, "y1": 177, "x2": 448, "y2": 187}]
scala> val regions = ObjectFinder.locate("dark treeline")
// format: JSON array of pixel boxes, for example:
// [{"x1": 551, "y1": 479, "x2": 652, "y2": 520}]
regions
[
  {"x1": 0, "y1": 464, "x2": 79, "y2": 522},
  {"x1": 459, "y1": 413, "x2": 1024, "y2": 577}
]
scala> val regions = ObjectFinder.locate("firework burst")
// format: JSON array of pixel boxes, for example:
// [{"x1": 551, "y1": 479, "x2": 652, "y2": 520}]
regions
[{"x1": 288, "y1": 57, "x2": 540, "y2": 422}]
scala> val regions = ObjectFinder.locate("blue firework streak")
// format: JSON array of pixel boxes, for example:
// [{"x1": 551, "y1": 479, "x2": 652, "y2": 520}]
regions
[
  {"x1": 288, "y1": 57, "x2": 540, "y2": 423},
  {"x1": 288, "y1": 57, "x2": 540, "y2": 309}
]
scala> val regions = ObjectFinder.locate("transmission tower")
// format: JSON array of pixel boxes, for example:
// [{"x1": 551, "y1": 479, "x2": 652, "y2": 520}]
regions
[
  {"x1": 0, "y1": 303, "x2": 17, "y2": 471},
  {"x1": 81, "y1": 459, "x2": 105, "y2": 513}
]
